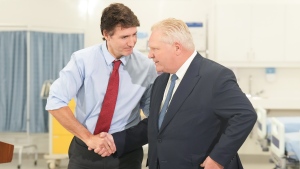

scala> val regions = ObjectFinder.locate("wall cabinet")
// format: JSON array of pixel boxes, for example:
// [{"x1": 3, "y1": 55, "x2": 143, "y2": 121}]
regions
[
  {"x1": 214, "y1": 2, "x2": 300, "y2": 66},
  {"x1": 285, "y1": 4, "x2": 300, "y2": 62},
  {"x1": 250, "y1": 4, "x2": 285, "y2": 62},
  {"x1": 45, "y1": 99, "x2": 75, "y2": 168},
  {"x1": 215, "y1": 4, "x2": 251, "y2": 62},
  {"x1": 49, "y1": 99, "x2": 75, "y2": 154}
]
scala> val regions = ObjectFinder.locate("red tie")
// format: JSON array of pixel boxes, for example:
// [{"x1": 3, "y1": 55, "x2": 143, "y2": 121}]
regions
[{"x1": 94, "y1": 60, "x2": 122, "y2": 134}]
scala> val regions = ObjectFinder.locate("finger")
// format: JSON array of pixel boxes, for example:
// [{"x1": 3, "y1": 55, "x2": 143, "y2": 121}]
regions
[
  {"x1": 88, "y1": 147, "x2": 92, "y2": 151},
  {"x1": 98, "y1": 133, "x2": 113, "y2": 153},
  {"x1": 104, "y1": 136, "x2": 115, "y2": 153},
  {"x1": 200, "y1": 158, "x2": 207, "y2": 168},
  {"x1": 103, "y1": 134, "x2": 116, "y2": 152},
  {"x1": 101, "y1": 151, "x2": 111, "y2": 157},
  {"x1": 99, "y1": 147, "x2": 106, "y2": 155},
  {"x1": 107, "y1": 136, "x2": 116, "y2": 152},
  {"x1": 100, "y1": 133, "x2": 116, "y2": 153},
  {"x1": 94, "y1": 147, "x2": 101, "y2": 154},
  {"x1": 101, "y1": 138, "x2": 113, "y2": 154}
]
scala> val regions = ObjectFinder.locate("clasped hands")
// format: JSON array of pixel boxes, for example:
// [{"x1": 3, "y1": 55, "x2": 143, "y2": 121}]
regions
[{"x1": 86, "y1": 132, "x2": 116, "y2": 157}]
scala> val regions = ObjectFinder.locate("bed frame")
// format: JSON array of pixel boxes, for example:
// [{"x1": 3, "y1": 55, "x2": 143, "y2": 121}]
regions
[
  {"x1": 270, "y1": 117, "x2": 300, "y2": 169},
  {"x1": 256, "y1": 106, "x2": 269, "y2": 151}
]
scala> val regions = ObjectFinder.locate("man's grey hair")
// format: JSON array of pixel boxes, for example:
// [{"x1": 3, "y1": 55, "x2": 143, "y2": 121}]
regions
[{"x1": 151, "y1": 18, "x2": 195, "y2": 51}]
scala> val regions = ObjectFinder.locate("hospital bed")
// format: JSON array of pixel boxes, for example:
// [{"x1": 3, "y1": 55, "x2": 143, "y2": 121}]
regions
[
  {"x1": 256, "y1": 106, "x2": 269, "y2": 151},
  {"x1": 256, "y1": 106, "x2": 300, "y2": 152},
  {"x1": 270, "y1": 117, "x2": 300, "y2": 169}
]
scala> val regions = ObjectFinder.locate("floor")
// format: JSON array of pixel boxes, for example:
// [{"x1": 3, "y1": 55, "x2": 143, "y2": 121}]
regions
[
  {"x1": 0, "y1": 132, "x2": 282, "y2": 169},
  {"x1": 0, "y1": 154, "x2": 276, "y2": 169}
]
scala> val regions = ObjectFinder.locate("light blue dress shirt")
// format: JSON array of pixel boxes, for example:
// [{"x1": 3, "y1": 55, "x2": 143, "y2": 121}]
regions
[{"x1": 46, "y1": 42, "x2": 157, "y2": 134}]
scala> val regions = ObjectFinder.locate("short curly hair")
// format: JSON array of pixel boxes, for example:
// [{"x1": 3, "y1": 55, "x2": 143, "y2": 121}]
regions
[{"x1": 100, "y1": 3, "x2": 140, "y2": 39}]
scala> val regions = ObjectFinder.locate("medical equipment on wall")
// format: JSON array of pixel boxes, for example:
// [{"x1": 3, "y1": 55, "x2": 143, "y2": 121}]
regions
[{"x1": 40, "y1": 80, "x2": 53, "y2": 99}]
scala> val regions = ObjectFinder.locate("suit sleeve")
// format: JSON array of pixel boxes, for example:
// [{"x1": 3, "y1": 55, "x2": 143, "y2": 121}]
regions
[
  {"x1": 209, "y1": 68, "x2": 257, "y2": 166},
  {"x1": 112, "y1": 62, "x2": 157, "y2": 157},
  {"x1": 112, "y1": 118, "x2": 148, "y2": 157}
]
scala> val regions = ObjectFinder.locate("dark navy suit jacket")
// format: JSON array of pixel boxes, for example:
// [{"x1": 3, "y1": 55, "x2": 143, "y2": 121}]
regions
[{"x1": 113, "y1": 53, "x2": 257, "y2": 169}]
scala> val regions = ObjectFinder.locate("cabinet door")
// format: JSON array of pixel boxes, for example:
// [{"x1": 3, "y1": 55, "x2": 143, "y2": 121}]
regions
[
  {"x1": 251, "y1": 4, "x2": 285, "y2": 62},
  {"x1": 52, "y1": 135, "x2": 73, "y2": 154},
  {"x1": 215, "y1": 4, "x2": 251, "y2": 62},
  {"x1": 285, "y1": 5, "x2": 300, "y2": 62}
]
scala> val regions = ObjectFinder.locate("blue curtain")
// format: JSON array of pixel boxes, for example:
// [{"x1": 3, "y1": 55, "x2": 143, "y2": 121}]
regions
[
  {"x1": 0, "y1": 31, "x2": 27, "y2": 132},
  {"x1": 0, "y1": 31, "x2": 84, "y2": 133},
  {"x1": 29, "y1": 31, "x2": 84, "y2": 132}
]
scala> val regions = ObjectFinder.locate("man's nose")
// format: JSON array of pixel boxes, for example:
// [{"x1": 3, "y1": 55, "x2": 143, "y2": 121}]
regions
[
  {"x1": 148, "y1": 51, "x2": 154, "y2": 59},
  {"x1": 127, "y1": 36, "x2": 136, "y2": 47}
]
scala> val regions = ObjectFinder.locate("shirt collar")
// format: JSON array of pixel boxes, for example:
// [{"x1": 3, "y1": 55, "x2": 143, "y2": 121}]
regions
[
  {"x1": 101, "y1": 41, "x2": 127, "y2": 66},
  {"x1": 174, "y1": 50, "x2": 197, "y2": 81}
]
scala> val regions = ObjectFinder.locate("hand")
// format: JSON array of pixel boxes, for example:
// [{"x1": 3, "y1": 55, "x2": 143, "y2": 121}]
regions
[
  {"x1": 86, "y1": 132, "x2": 116, "y2": 157},
  {"x1": 200, "y1": 156, "x2": 224, "y2": 169},
  {"x1": 94, "y1": 132, "x2": 116, "y2": 157}
]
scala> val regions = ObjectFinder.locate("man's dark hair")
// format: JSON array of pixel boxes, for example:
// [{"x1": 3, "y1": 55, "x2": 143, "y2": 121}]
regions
[{"x1": 100, "y1": 3, "x2": 140, "y2": 39}]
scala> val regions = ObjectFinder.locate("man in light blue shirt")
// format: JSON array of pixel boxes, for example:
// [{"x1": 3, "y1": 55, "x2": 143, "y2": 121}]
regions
[{"x1": 46, "y1": 3, "x2": 157, "y2": 169}]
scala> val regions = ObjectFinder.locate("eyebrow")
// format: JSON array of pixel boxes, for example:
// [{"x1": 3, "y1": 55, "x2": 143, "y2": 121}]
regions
[{"x1": 120, "y1": 31, "x2": 137, "y2": 38}]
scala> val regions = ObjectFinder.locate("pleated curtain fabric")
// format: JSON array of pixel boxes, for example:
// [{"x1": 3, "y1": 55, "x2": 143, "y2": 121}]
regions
[{"x1": 94, "y1": 60, "x2": 122, "y2": 134}]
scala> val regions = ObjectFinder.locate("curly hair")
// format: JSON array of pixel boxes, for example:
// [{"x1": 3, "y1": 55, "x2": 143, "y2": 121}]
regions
[{"x1": 100, "y1": 3, "x2": 140, "y2": 38}]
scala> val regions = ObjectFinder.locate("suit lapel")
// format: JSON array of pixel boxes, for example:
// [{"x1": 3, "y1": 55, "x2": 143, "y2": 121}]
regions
[{"x1": 159, "y1": 54, "x2": 203, "y2": 133}]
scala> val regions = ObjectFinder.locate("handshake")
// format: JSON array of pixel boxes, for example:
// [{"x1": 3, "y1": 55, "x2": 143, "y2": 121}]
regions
[{"x1": 86, "y1": 132, "x2": 116, "y2": 157}]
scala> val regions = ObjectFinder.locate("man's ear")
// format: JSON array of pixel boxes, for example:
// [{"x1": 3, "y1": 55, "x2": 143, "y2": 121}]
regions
[
  {"x1": 103, "y1": 30, "x2": 109, "y2": 41},
  {"x1": 174, "y1": 42, "x2": 182, "y2": 55}
]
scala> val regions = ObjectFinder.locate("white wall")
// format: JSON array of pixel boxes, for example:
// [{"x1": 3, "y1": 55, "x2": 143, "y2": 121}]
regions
[
  {"x1": 0, "y1": 0, "x2": 211, "y2": 46},
  {"x1": 1, "y1": 0, "x2": 299, "y2": 100},
  {"x1": 235, "y1": 68, "x2": 300, "y2": 98},
  {"x1": 84, "y1": 0, "x2": 211, "y2": 47},
  {"x1": 0, "y1": 0, "x2": 86, "y2": 32}
]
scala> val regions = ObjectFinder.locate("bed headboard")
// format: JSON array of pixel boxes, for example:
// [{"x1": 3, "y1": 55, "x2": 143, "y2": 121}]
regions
[
  {"x1": 270, "y1": 117, "x2": 285, "y2": 158},
  {"x1": 256, "y1": 106, "x2": 267, "y2": 139}
]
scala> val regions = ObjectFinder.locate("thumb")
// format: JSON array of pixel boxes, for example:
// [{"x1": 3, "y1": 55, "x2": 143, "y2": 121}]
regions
[
  {"x1": 99, "y1": 132, "x2": 107, "y2": 138},
  {"x1": 200, "y1": 158, "x2": 207, "y2": 167},
  {"x1": 200, "y1": 163, "x2": 204, "y2": 167}
]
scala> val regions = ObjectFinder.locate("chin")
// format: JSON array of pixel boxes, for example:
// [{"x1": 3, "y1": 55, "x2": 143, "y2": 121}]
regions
[
  {"x1": 156, "y1": 68, "x2": 163, "y2": 73},
  {"x1": 123, "y1": 50, "x2": 133, "y2": 56},
  {"x1": 123, "y1": 53, "x2": 132, "y2": 56}
]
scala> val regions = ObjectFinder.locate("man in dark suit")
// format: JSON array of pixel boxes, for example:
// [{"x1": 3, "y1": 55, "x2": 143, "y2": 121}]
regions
[
  {"x1": 108, "y1": 18, "x2": 257, "y2": 168},
  {"x1": 144, "y1": 18, "x2": 257, "y2": 169}
]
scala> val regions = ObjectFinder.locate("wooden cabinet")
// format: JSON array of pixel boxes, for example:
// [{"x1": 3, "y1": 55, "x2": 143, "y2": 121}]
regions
[{"x1": 0, "y1": 141, "x2": 14, "y2": 163}]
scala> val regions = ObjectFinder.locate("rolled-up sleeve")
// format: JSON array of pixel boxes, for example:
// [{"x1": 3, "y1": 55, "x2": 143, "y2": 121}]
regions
[{"x1": 46, "y1": 53, "x2": 83, "y2": 110}]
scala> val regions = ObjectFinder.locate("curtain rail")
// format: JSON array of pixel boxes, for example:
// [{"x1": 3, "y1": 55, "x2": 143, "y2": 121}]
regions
[{"x1": 0, "y1": 24, "x2": 85, "y2": 33}]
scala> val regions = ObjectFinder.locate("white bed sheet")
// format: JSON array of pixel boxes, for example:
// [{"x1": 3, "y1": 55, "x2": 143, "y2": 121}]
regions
[
  {"x1": 285, "y1": 132, "x2": 300, "y2": 161},
  {"x1": 266, "y1": 117, "x2": 300, "y2": 138}
]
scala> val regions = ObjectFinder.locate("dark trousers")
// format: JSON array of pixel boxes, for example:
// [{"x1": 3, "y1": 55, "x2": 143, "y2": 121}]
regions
[{"x1": 68, "y1": 136, "x2": 143, "y2": 169}]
